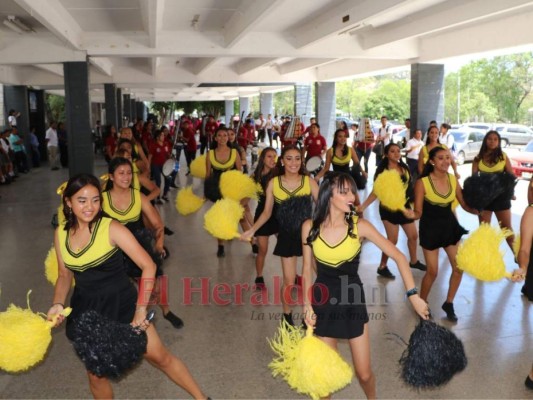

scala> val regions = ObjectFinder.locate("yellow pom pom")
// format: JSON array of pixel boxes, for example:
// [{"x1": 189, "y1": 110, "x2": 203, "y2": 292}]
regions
[
  {"x1": 456, "y1": 223, "x2": 513, "y2": 281},
  {"x1": 175, "y1": 186, "x2": 205, "y2": 216},
  {"x1": 220, "y1": 170, "x2": 258, "y2": 201},
  {"x1": 373, "y1": 169, "x2": 407, "y2": 211},
  {"x1": 512, "y1": 234, "x2": 521, "y2": 259},
  {"x1": 190, "y1": 154, "x2": 207, "y2": 179},
  {"x1": 203, "y1": 198, "x2": 243, "y2": 240},
  {"x1": 56, "y1": 181, "x2": 67, "y2": 196},
  {"x1": 44, "y1": 246, "x2": 74, "y2": 287},
  {"x1": 268, "y1": 323, "x2": 353, "y2": 399}
]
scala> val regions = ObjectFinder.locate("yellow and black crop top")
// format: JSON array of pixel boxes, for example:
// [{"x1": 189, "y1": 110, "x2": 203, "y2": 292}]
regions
[
  {"x1": 421, "y1": 144, "x2": 448, "y2": 164},
  {"x1": 478, "y1": 153, "x2": 507, "y2": 173},
  {"x1": 330, "y1": 147, "x2": 351, "y2": 166},
  {"x1": 102, "y1": 188, "x2": 142, "y2": 226},
  {"x1": 132, "y1": 161, "x2": 140, "y2": 189},
  {"x1": 58, "y1": 217, "x2": 119, "y2": 272},
  {"x1": 312, "y1": 216, "x2": 361, "y2": 268},
  {"x1": 272, "y1": 175, "x2": 311, "y2": 203},
  {"x1": 209, "y1": 148, "x2": 237, "y2": 171},
  {"x1": 421, "y1": 173, "x2": 457, "y2": 206}
]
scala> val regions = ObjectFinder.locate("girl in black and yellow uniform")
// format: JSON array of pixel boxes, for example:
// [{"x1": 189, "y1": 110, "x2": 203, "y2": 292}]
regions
[
  {"x1": 206, "y1": 126, "x2": 242, "y2": 257},
  {"x1": 472, "y1": 130, "x2": 515, "y2": 250},
  {"x1": 251, "y1": 147, "x2": 279, "y2": 289},
  {"x1": 46, "y1": 174, "x2": 206, "y2": 399},
  {"x1": 418, "y1": 125, "x2": 460, "y2": 178},
  {"x1": 409, "y1": 147, "x2": 477, "y2": 321},
  {"x1": 102, "y1": 157, "x2": 183, "y2": 329},
  {"x1": 314, "y1": 128, "x2": 366, "y2": 185},
  {"x1": 242, "y1": 145, "x2": 319, "y2": 326},
  {"x1": 301, "y1": 172, "x2": 429, "y2": 399},
  {"x1": 120, "y1": 127, "x2": 150, "y2": 176},
  {"x1": 359, "y1": 143, "x2": 426, "y2": 279}
]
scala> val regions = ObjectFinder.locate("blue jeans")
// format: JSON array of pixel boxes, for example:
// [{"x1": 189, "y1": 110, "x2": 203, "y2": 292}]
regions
[{"x1": 355, "y1": 147, "x2": 372, "y2": 172}]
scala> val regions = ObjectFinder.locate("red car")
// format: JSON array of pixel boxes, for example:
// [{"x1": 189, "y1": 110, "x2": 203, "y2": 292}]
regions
[{"x1": 509, "y1": 141, "x2": 533, "y2": 178}]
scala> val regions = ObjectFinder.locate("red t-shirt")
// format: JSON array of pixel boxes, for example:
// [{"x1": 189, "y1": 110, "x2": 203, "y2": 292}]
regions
[
  {"x1": 205, "y1": 121, "x2": 218, "y2": 137},
  {"x1": 105, "y1": 135, "x2": 117, "y2": 155},
  {"x1": 150, "y1": 141, "x2": 170, "y2": 166},
  {"x1": 304, "y1": 134, "x2": 327, "y2": 158},
  {"x1": 238, "y1": 125, "x2": 255, "y2": 148},
  {"x1": 182, "y1": 127, "x2": 197, "y2": 152}
]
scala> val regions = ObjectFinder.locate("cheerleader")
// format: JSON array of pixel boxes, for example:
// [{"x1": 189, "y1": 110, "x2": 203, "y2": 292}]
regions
[
  {"x1": 241, "y1": 145, "x2": 319, "y2": 326},
  {"x1": 418, "y1": 125, "x2": 460, "y2": 178},
  {"x1": 472, "y1": 130, "x2": 515, "y2": 250},
  {"x1": 47, "y1": 174, "x2": 206, "y2": 399},
  {"x1": 314, "y1": 128, "x2": 366, "y2": 186},
  {"x1": 251, "y1": 147, "x2": 279, "y2": 289},
  {"x1": 302, "y1": 172, "x2": 429, "y2": 399},
  {"x1": 512, "y1": 200, "x2": 533, "y2": 302},
  {"x1": 359, "y1": 143, "x2": 426, "y2": 279},
  {"x1": 102, "y1": 157, "x2": 183, "y2": 329},
  {"x1": 206, "y1": 126, "x2": 242, "y2": 257},
  {"x1": 407, "y1": 147, "x2": 478, "y2": 321},
  {"x1": 119, "y1": 127, "x2": 150, "y2": 175},
  {"x1": 228, "y1": 127, "x2": 249, "y2": 174}
]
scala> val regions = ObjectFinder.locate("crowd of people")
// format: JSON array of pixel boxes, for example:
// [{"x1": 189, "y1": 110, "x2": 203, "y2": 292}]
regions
[{"x1": 10, "y1": 109, "x2": 528, "y2": 398}]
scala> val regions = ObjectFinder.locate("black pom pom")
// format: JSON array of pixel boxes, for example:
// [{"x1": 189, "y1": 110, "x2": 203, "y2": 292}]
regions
[
  {"x1": 463, "y1": 173, "x2": 502, "y2": 211},
  {"x1": 71, "y1": 310, "x2": 147, "y2": 379},
  {"x1": 400, "y1": 319, "x2": 467, "y2": 388},
  {"x1": 276, "y1": 195, "x2": 313, "y2": 234},
  {"x1": 203, "y1": 174, "x2": 222, "y2": 202}
]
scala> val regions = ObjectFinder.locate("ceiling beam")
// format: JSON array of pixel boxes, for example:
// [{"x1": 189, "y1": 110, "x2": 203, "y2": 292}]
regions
[
  {"x1": 316, "y1": 58, "x2": 409, "y2": 81},
  {"x1": 278, "y1": 58, "x2": 337, "y2": 75},
  {"x1": 288, "y1": 0, "x2": 411, "y2": 49},
  {"x1": 189, "y1": 58, "x2": 217, "y2": 75},
  {"x1": 360, "y1": 0, "x2": 533, "y2": 50},
  {"x1": 0, "y1": 36, "x2": 86, "y2": 64},
  {"x1": 89, "y1": 57, "x2": 113, "y2": 76},
  {"x1": 34, "y1": 64, "x2": 64, "y2": 76},
  {"x1": 14, "y1": 0, "x2": 83, "y2": 49},
  {"x1": 151, "y1": 57, "x2": 160, "y2": 77},
  {"x1": 234, "y1": 58, "x2": 277, "y2": 75},
  {"x1": 139, "y1": 0, "x2": 165, "y2": 48},
  {"x1": 222, "y1": 0, "x2": 284, "y2": 47}
]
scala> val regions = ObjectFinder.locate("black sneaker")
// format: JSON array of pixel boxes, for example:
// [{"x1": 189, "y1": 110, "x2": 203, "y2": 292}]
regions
[
  {"x1": 170, "y1": 183, "x2": 179, "y2": 189},
  {"x1": 164, "y1": 226, "x2": 174, "y2": 236},
  {"x1": 161, "y1": 195, "x2": 169, "y2": 202},
  {"x1": 252, "y1": 243, "x2": 259, "y2": 254},
  {"x1": 164, "y1": 311, "x2": 184, "y2": 329},
  {"x1": 155, "y1": 198, "x2": 163, "y2": 205},
  {"x1": 283, "y1": 312, "x2": 294, "y2": 327},
  {"x1": 217, "y1": 245, "x2": 225, "y2": 258},
  {"x1": 377, "y1": 265, "x2": 396, "y2": 279},
  {"x1": 526, "y1": 375, "x2": 533, "y2": 390},
  {"x1": 410, "y1": 260, "x2": 427, "y2": 271},
  {"x1": 254, "y1": 276, "x2": 265, "y2": 290},
  {"x1": 442, "y1": 301, "x2": 458, "y2": 322}
]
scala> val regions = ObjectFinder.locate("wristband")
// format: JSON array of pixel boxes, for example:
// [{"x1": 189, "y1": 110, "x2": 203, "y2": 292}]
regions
[
  {"x1": 52, "y1": 302, "x2": 64, "y2": 308},
  {"x1": 406, "y1": 287, "x2": 418, "y2": 298}
]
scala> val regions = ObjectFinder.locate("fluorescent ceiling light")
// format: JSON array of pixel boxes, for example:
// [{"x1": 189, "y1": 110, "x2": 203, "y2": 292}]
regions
[{"x1": 3, "y1": 15, "x2": 33, "y2": 34}]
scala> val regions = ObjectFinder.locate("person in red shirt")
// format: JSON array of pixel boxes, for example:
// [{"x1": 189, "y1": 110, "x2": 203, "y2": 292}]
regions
[
  {"x1": 303, "y1": 123, "x2": 327, "y2": 161},
  {"x1": 181, "y1": 120, "x2": 197, "y2": 175},
  {"x1": 303, "y1": 117, "x2": 317, "y2": 137},
  {"x1": 104, "y1": 124, "x2": 118, "y2": 163},
  {"x1": 149, "y1": 129, "x2": 171, "y2": 203},
  {"x1": 280, "y1": 116, "x2": 305, "y2": 148},
  {"x1": 238, "y1": 119, "x2": 255, "y2": 148},
  {"x1": 201, "y1": 115, "x2": 218, "y2": 155}
]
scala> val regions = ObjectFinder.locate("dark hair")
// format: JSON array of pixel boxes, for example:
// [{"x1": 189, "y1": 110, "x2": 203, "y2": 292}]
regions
[
  {"x1": 375, "y1": 143, "x2": 410, "y2": 179},
  {"x1": 332, "y1": 128, "x2": 349, "y2": 157},
  {"x1": 311, "y1": 123, "x2": 320, "y2": 130},
  {"x1": 475, "y1": 130, "x2": 504, "y2": 165},
  {"x1": 253, "y1": 147, "x2": 277, "y2": 188},
  {"x1": 105, "y1": 157, "x2": 133, "y2": 190},
  {"x1": 440, "y1": 123, "x2": 451, "y2": 130},
  {"x1": 425, "y1": 125, "x2": 439, "y2": 145},
  {"x1": 306, "y1": 171, "x2": 358, "y2": 245},
  {"x1": 117, "y1": 138, "x2": 138, "y2": 160},
  {"x1": 273, "y1": 145, "x2": 307, "y2": 177},
  {"x1": 62, "y1": 174, "x2": 103, "y2": 232},
  {"x1": 420, "y1": 146, "x2": 449, "y2": 178},
  {"x1": 211, "y1": 126, "x2": 229, "y2": 150}
]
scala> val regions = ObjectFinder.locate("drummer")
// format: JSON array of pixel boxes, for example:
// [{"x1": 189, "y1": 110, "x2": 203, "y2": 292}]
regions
[{"x1": 303, "y1": 123, "x2": 327, "y2": 162}]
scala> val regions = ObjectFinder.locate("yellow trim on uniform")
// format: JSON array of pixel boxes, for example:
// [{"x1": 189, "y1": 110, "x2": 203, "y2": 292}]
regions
[
  {"x1": 272, "y1": 175, "x2": 311, "y2": 203},
  {"x1": 209, "y1": 148, "x2": 237, "y2": 171},
  {"x1": 312, "y1": 216, "x2": 361, "y2": 268},
  {"x1": 331, "y1": 147, "x2": 351, "y2": 166},
  {"x1": 421, "y1": 173, "x2": 456, "y2": 206},
  {"x1": 478, "y1": 153, "x2": 507, "y2": 173},
  {"x1": 422, "y1": 143, "x2": 448, "y2": 164},
  {"x1": 58, "y1": 217, "x2": 119, "y2": 272},
  {"x1": 102, "y1": 188, "x2": 142, "y2": 225}
]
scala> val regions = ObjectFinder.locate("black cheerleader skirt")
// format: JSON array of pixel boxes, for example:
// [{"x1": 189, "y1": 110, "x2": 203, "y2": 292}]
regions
[{"x1": 419, "y1": 201, "x2": 467, "y2": 250}]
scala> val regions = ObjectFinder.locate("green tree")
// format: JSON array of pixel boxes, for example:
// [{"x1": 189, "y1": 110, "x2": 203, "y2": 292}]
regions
[
  {"x1": 45, "y1": 94, "x2": 65, "y2": 123},
  {"x1": 274, "y1": 90, "x2": 294, "y2": 116}
]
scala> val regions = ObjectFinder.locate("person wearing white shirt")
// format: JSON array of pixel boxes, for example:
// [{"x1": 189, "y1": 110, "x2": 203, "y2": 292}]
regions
[
  {"x1": 374, "y1": 115, "x2": 390, "y2": 166},
  {"x1": 404, "y1": 129, "x2": 424, "y2": 178},
  {"x1": 438, "y1": 123, "x2": 455, "y2": 152},
  {"x1": 45, "y1": 121, "x2": 59, "y2": 170},
  {"x1": 7, "y1": 109, "x2": 20, "y2": 128}
]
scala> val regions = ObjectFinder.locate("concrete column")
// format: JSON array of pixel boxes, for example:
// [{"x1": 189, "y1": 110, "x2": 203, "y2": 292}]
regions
[
  {"x1": 0, "y1": 84, "x2": 4, "y2": 127},
  {"x1": 136, "y1": 101, "x2": 147, "y2": 121},
  {"x1": 260, "y1": 93, "x2": 273, "y2": 116},
  {"x1": 104, "y1": 83, "x2": 118, "y2": 129},
  {"x1": 225, "y1": 100, "x2": 234, "y2": 126},
  {"x1": 315, "y1": 82, "x2": 336, "y2": 143},
  {"x1": 410, "y1": 63, "x2": 444, "y2": 136},
  {"x1": 116, "y1": 88, "x2": 123, "y2": 128},
  {"x1": 294, "y1": 83, "x2": 313, "y2": 127},
  {"x1": 130, "y1": 99, "x2": 137, "y2": 121},
  {"x1": 239, "y1": 97, "x2": 250, "y2": 119},
  {"x1": 64, "y1": 61, "x2": 93, "y2": 176},
  {"x1": 123, "y1": 94, "x2": 131, "y2": 125},
  {"x1": 4, "y1": 85, "x2": 31, "y2": 166},
  {"x1": 28, "y1": 89, "x2": 46, "y2": 164}
]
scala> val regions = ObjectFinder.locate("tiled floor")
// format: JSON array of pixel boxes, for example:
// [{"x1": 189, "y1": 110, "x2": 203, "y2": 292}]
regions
[{"x1": 0, "y1": 156, "x2": 531, "y2": 399}]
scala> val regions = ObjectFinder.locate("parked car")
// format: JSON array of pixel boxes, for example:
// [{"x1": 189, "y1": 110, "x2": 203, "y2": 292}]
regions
[
  {"x1": 450, "y1": 128, "x2": 485, "y2": 165},
  {"x1": 459, "y1": 122, "x2": 493, "y2": 132},
  {"x1": 509, "y1": 140, "x2": 533, "y2": 178},
  {"x1": 494, "y1": 124, "x2": 533, "y2": 146},
  {"x1": 392, "y1": 128, "x2": 409, "y2": 148},
  {"x1": 336, "y1": 116, "x2": 357, "y2": 129}
]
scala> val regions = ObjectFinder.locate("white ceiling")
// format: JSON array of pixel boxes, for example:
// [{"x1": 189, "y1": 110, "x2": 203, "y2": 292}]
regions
[{"x1": 0, "y1": 0, "x2": 531, "y2": 102}]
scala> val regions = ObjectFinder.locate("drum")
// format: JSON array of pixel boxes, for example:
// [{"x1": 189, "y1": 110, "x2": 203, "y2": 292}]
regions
[
  {"x1": 162, "y1": 159, "x2": 176, "y2": 177},
  {"x1": 305, "y1": 156, "x2": 324, "y2": 176}
]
